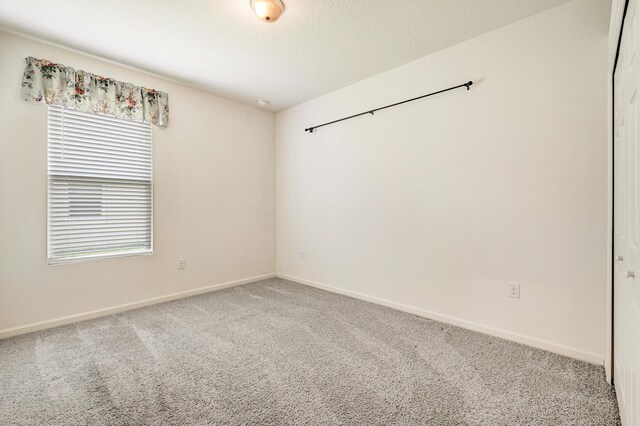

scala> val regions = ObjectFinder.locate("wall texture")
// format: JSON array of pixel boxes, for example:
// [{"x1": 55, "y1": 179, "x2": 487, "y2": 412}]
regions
[
  {"x1": 276, "y1": 0, "x2": 610, "y2": 363},
  {"x1": 0, "y1": 31, "x2": 275, "y2": 335}
]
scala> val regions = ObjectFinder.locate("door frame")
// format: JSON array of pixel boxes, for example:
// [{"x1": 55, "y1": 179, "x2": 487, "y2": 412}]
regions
[{"x1": 608, "y1": 0, "x2": 629, "y2": 385}]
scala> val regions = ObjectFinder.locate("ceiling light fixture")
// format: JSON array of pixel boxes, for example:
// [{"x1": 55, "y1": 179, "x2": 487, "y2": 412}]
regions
[{"x1": 250, "y1": 0, "x2": 284, "y2": 23}]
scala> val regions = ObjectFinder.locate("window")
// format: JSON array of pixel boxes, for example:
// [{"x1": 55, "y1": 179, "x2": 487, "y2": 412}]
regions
[{"x1": 47, "y1": 105, "x2": 152, "y2": 263}]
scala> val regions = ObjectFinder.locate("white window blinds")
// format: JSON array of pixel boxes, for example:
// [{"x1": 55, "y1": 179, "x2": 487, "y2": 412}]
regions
[{"x1": 47, "y1": 105, "x2": 152, "y2": 263}]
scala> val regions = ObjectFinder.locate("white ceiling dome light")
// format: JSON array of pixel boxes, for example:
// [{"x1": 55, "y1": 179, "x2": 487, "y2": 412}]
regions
[{"x1": 250, "y1": 0, "x2": 284, "y2": 23}]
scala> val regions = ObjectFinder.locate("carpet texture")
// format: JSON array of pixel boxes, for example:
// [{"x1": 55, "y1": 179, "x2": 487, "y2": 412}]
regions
[{"x1": 0, "y1": 278, "x2": 620, "y2": 425}]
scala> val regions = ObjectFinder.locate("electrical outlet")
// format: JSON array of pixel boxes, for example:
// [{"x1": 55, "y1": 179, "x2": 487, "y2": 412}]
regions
[
  {"x1": 177, "y1": 259, "x2": 186, "y2": 270},
  {"x1": 508, "y1": 283, "x2": 520, "y2": 299},
  {"x1": 298, "y1": 251, "x2": 305, "y2": 260}
]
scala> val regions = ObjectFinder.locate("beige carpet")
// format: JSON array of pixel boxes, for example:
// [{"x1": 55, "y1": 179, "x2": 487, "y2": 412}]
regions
[{"x1": 0, "y1": 278, "x2": 620, "y2": 425}]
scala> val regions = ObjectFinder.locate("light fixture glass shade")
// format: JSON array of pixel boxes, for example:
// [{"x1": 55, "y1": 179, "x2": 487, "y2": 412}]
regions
[{"x1": 251, "y1": 0, "x2": 284, "y2": 23}]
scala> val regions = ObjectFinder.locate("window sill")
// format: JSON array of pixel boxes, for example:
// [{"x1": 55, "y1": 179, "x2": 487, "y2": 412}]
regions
[{"x1": 48, "y1": 250, "x2": 153, "y2": 266}]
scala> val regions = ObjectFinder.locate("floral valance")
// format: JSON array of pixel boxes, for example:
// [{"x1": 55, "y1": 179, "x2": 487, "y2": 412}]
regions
[{"x1": 21, "y1": 57, "x2": 169, "y2": 127}]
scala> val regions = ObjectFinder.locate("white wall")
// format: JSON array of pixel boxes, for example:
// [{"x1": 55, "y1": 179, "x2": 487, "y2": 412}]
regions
[
  {"x1": 276, "y1": 0, "x2": 610, "y2": 363},
  {"x1": 0, "y1": 31, "x2": 275, "y2": 335}
]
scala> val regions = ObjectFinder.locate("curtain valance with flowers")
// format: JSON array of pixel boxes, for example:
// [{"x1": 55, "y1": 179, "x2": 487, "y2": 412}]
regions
[{"x1": 21, "y1": 57, "x2": 169, "y2": 127}]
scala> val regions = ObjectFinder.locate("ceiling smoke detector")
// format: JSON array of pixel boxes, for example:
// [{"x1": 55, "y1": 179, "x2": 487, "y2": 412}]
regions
[
  {"x1": 250, "y1": 0, "x2": 284, "y2": 23},
  {"x1": 257, "y1": 99, "x2": 270, "y2": 107}
]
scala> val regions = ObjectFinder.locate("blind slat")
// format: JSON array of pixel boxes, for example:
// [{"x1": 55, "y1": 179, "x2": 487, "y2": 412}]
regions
[
  {"x1": 50, "y1": 227, "x2": 152, "y2": 236},
  {"x1": 49, "y1": 132, "x2": 153, "y2": 149}
]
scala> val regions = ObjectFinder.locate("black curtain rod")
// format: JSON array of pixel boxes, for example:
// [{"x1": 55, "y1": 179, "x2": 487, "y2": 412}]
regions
[{"x1": 305, "y1": 80, "x2": 473, "y2": 133}]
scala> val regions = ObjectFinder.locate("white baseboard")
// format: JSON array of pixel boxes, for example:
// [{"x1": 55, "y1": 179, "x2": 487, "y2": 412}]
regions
[
  {"x1": 0, "y1": 273, "x2": 276, "y2": 340},
  {"x1": 277, "y1": 273, "x2": 604, "y2": 365}
]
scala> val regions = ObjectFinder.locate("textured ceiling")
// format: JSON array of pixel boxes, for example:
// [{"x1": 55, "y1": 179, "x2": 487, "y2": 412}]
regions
[{"x1": 0, "y1": 0, "x2": 572, "y2": 111}]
